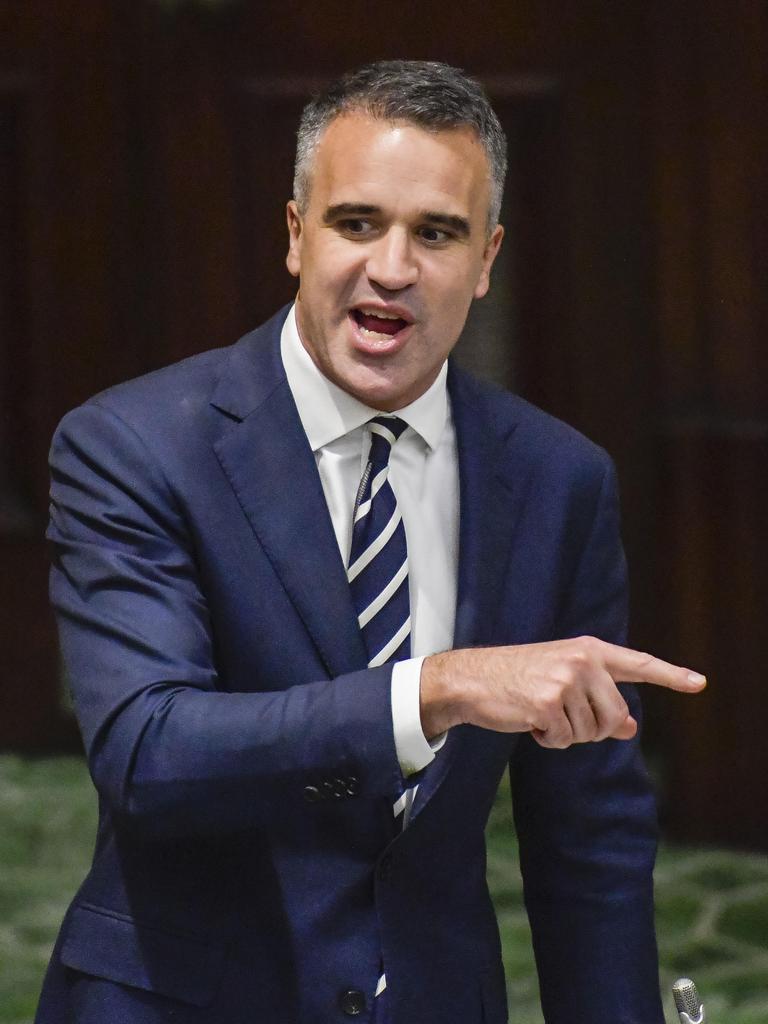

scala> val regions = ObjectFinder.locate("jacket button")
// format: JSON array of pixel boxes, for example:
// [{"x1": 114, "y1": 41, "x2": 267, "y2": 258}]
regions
[
  {"x1": 338, "y1": 989, "x2": 366, "y2": 1016},
  {"x1": 345, "y1": 775, "x2": 360, "y2": 796},
  {"x1": 303, "y1": 785, "x2": 322, "y2": 803}
]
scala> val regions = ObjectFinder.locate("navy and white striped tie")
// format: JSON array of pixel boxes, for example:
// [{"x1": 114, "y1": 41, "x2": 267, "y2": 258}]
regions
[
  {"x1": 348, "y1": 415, "x2": 411, "y2": 1008},
  {"x1": 348, "y1": 416, "x2": 410, "y2": 667}
]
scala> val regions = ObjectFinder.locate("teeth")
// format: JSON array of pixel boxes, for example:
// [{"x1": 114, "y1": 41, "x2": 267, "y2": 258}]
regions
[
  {"x1": 360, "y1": 326, "x2": 394, "y2": 338},
  {"x1": 358, "y1": 310, "x2": 402, "y2": 320}
]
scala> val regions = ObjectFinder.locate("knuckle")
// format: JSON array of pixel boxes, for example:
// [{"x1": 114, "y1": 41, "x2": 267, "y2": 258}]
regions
[
  {"x1": 567, "y1": 648, "x2": 590, "y2": 671},
  {"x1": 576, "y1": 635, "x2": 600, "y2": 657},
  {"x1": 537, "y1": 691, "x2": 562, "y2": 719},
  {"x1": 614, "y1": 692, "x2": 630, "y2": 716},
  {"x1": 594, "y1": 696, "x2": 628, "y2": 741},
  {"x1": 556, "y1": 672, "x2": 576, "y2": 694},
  {"x1": 571, "y1": 703, "x2": 594, "y2": 740},
  {"x1": 585, "y1": 719, "x2": 599, "y2": 742},
  {"x1": 633, "y1": 650, "x2": 655, "y2": 672},
  {"x1": 566, "y1": 636, "x2": 600, "y2": 674}
]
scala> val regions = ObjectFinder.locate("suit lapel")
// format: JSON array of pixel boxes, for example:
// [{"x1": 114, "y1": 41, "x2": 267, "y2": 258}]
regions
[
  {"x1": 410, "y1": 363, "x2": 539, "y2": 820},
  {"x1": 451, "y1": 365, "x2": 540, "y2": 649},
  {"x1": 210, "y1": 310, "x2": 367, "y2": 679}
]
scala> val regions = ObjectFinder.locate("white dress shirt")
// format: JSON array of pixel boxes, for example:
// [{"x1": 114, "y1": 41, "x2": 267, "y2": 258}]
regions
[{"x1": 280, "y1": 305, "x2": 458, "y2": 775}]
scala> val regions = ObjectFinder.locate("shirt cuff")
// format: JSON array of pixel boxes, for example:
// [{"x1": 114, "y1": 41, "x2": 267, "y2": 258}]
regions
[{"x1": 391, "y1": 656, "x2": 448, "y2": 777}]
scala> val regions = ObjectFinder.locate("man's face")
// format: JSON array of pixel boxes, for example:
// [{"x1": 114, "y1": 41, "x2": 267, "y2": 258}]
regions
[{"x1": 286, "y1": 112, "x2": 504, "y2": 411}]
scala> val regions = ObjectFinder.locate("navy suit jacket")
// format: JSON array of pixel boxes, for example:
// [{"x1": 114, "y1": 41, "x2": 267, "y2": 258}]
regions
[{"x1": 37, "y1": 307, "x2": 664, "y2": 1023}]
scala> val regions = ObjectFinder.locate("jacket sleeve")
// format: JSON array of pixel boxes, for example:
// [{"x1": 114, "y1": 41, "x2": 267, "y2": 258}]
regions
[
  {"x1": 48, "y1": 401, "x2": 403, "y2": 839},
  {"x1": 510, "y1": 456, "x2": 665, "y2": 1024}
]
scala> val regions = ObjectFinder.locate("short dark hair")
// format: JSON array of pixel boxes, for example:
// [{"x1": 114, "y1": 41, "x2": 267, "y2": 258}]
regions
[{"x1": 293, "y1": 60, "x2": 507, "y2": 233}]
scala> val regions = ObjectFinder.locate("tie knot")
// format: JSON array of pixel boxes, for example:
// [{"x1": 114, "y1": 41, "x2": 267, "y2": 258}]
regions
[{"x1": 367, "y1": 416, "x2": 408, "y2": 466}]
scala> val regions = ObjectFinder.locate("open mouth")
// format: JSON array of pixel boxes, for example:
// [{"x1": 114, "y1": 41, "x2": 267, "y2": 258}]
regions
[{"x1": 351, "y1": 309, "x2": 410, "y2": 338}]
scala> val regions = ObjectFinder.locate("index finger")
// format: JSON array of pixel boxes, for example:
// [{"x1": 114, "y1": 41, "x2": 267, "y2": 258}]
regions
[{"x1": 599, "y1": 642, "x2": 707, "y2": 692}]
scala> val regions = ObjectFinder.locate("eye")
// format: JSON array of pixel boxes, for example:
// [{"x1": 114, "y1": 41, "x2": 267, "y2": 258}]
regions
[
  {"x1": 339, "y1": 218, "x2": 373, "y2": 236},
  {"x1": 418, "y1": 226, "x2": 452, "y2": 244}
]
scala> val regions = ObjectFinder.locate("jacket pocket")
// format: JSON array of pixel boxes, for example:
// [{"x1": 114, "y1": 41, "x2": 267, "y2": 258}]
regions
[
  {"x1": 479, "y1": 961, "x2": 509, "y2": 1024},
  {"x1": 60, "y1": 903, "x2": 226, "y2": 1007}
]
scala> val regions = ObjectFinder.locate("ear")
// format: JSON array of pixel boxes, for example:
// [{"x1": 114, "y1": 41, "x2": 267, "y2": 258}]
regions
[
  {"x1": 286, "y1": 200, "x2": 303, "y2": 278},
  {"x1": 473, "y1": 224, "x2": 504, "y2": 299}
]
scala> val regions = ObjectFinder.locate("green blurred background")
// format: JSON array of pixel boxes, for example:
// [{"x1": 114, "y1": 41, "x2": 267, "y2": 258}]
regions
[{"x1": 2, "y1": 755, "x2": 767, "y2": 1024}]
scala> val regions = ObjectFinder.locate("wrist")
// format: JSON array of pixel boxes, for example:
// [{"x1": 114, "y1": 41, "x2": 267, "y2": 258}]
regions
[{"x1": 419, "y1": 651, "x2": 463, "y2": 739}]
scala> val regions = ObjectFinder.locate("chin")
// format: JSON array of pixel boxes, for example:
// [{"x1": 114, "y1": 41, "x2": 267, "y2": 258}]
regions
[
  {"x1": 340, "y1": 369, "x2": 406, "y2": 410},
  {"x1": 351, "y1": 387, "x2": 402, "y2": 411}
]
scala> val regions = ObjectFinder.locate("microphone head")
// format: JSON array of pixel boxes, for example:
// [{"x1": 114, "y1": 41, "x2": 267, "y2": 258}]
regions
[{"x1": 672, "y1": 978, "x2": 704, "y2": 1023}]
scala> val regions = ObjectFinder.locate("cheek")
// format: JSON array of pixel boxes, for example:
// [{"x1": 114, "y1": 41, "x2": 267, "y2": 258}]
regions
[
  {"x1": 436, "y1": 278, "x2": 476, "y2": 321},
  {"x1": 432, "y1": 257, "x2": 481, "y2": 298},
  {"x1": 313, "y1": 258, "x2": 361, "y2": 304}
]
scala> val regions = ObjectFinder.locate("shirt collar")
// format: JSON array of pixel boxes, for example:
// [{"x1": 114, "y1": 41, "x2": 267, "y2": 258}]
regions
[{"x1": 280, "y1": 303, "x2": 448, "y2": 453}]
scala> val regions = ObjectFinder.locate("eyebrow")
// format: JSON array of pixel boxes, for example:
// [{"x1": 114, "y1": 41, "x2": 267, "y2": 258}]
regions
[
  {"x1": 322, "y1": 203, "x2": 471, "y2": 239},
  {"x1": 422, "y1": 211, "x2": 471, "y2": 239},
  {"x1": 323, "y1": 203, "x2": 379, "y2": 223}
]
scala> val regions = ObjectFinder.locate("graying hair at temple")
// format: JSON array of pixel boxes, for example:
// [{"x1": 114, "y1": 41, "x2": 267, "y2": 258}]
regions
[{"x1": 293, "y1": 59, "x2": 508, "y2": 234}]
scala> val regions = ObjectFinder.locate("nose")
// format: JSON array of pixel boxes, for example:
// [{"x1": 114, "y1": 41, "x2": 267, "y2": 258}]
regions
[{"x1": 365, "y1": 228, "x2": 418, "y2": 291}]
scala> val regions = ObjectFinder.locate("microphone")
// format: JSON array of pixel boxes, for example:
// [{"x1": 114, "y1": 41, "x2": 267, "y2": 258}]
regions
[{"x1": 672, "y1": 978, "x2": 705, "y2": 1023}]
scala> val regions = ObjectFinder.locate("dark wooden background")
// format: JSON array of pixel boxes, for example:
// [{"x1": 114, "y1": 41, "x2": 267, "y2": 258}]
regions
[{"x1": 1, "y1": 0, "x2": 766, "y2": 850}]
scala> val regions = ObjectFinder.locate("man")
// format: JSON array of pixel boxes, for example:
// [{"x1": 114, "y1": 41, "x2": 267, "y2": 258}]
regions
[{"x1": 37, "y1": 61, "x2": 705, "y2": 1023}]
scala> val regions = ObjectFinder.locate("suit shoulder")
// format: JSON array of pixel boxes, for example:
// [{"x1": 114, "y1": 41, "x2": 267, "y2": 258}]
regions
[
  {"x1": 48, "y1": 345, "x2": 231, "y2": 477},
  {"x1": 451, "y1": 365, "x2": 612, "y2": 476},
  {"x1": 85, "y1": 343, "x2": 233, "y2": 423},
  {"x1": 511, "y1": 394, "x2": 610, "y2": 473},
  {"x1": 53, "y1": 311, "x2": 283, "y2": 447}
]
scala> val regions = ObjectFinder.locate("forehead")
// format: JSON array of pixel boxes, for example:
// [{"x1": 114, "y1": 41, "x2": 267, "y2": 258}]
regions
[{"x1": 309, "y1": 113, "x2": 492, "y2": 220}]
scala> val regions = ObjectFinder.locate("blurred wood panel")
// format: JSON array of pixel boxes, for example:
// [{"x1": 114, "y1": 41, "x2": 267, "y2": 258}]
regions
[
  {"x1": 652, "y1": 430, "x2": 768, "y2": 849},
  {"x1": 643, "y1": 3, "x2": 768, "y2": 847},
  {"x1": 0, "y1": 0, "x2": 765, "y2": 848}
]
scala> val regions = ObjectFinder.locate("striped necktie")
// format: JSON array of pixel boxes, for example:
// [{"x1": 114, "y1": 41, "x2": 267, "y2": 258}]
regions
[
  {"x1": 347, "y1": 416, "x2": 410, "y2": 668},
  {"x1": 348, "y1": 415, "x2": 411, "y2": 1010}
]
